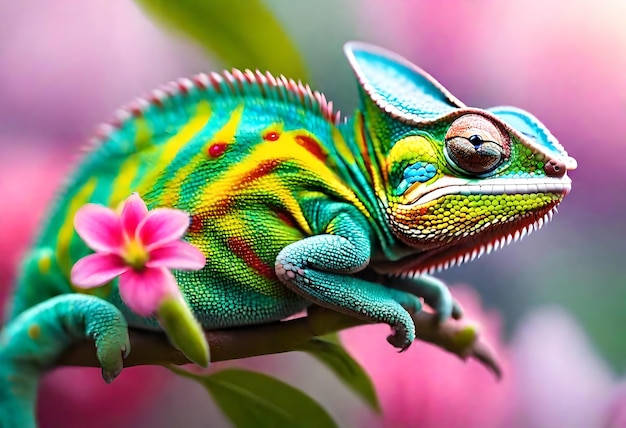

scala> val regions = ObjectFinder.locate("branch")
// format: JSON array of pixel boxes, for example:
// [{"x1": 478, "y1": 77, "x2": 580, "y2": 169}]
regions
[{"x1": 56, "y1": 306, "x2": 502, "y2": 378}]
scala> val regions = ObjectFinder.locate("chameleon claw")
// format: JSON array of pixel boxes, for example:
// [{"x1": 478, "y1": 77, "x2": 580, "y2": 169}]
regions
[
  {"x1": 387, "y1": 275, "x2": 457, "y2": 323},
  {"x1": 96, "y1": 332, "x2": 130, "y2": 384},
  {"x1": 102, "y1": 365, "x2": 123, "y2": 384},
  {"x1": 386, "y1": 324, "x2": 414, "y2": 351},
  {"x1": 451, "y1": 299, "x2": 464, "y2": 320},
  {"x1": 99, "y1": 346, "x2": 127, "y2": 384},
  {"x1": 121, "y1": 342, "x2": 130, "y2": 359}
]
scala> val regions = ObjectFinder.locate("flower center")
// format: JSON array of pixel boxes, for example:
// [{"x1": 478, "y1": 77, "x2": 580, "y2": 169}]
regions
[{"x1": 122, "y1": 239, "x2": 149, "y2": 271}]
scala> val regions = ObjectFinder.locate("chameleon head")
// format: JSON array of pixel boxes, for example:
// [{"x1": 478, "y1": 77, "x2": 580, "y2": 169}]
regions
[{"x1": 345, "y1": 42, "x2": 577, "y2": 274}]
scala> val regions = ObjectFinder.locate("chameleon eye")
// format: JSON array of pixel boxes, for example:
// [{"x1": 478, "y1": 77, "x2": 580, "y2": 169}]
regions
[{"x1": 444, "y1": 114, "x2": 510, "y2": 175}]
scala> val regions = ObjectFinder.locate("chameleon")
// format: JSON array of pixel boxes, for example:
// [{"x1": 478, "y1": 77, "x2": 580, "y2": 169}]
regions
[{"x1": 0, "y1": 42, "x2": 576, "y2": 426}]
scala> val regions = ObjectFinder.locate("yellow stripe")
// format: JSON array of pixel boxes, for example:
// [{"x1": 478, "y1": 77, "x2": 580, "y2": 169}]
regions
[
  {"x1": 210, "y1": 104, "x2": 244, "y2": 146},
  {"x1": 135, "y1": 116, "x2": 152, "y2": 150},
  {"x1": 57, "y1": 177, "x2": 98, "y2": 274},
  {"x1": 268, "y1": 181, "x2": 312, "y2": 234},
  {"x1": 108, "y1": 117, "x2": 153, "y2": 207},
  {"x1": 109, "y1": 156, "x2": 143, "y2": 208},
  {"x1": 333, "y1": 127, "x2": 354, "y2": 164},
  {"x1": 161, "y1": 104, "x2": 244, "y2": 207},
  {"x1": 354, "y1": 116, "x2": 386, "y2": 204},
  {"x1": 110, "y1": 100, "x2": 213, "y2": 207},
  {"x1": 37, "y1": 248, "x2": 53, "y2": 275},
  {"x1": 150, "y1": 99, "x2": 214, "y2": 207},
  {"x1": 199, "y1": 129, "x2": 369, "y2": 232},
  {"x1": 159, "y1": 100, "x2": 213, "y2": 162}
]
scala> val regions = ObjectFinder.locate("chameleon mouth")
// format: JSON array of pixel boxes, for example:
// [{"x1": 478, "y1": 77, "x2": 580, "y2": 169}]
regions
[
  {"x1": 386, "y1": 203, "x2": 560, "y2": 278},
  {"x1": 381, "y1": 175, "x2": 572, "y2": 277},
  {"x1": 404, "y1": 176, "x2": 572, "y2": 206}
]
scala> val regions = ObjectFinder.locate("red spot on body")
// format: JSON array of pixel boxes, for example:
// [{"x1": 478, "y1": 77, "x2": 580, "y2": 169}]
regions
[
  {"x1": 263, "y1": 131, "x2": 280, "y2": 141},
  {"x1": 208, "y1": 142, "x2": 228, "y2": 158},
  {"x1": 295, "y1": 135, "x2": 327, "y2": 162},
  {"x1": 239, "y1": 159, "x2": 281, "y2": 186},
  {"x1": 275, "y1": 210, "x2": 296, "y2": 228},
  {"x1": 227, "y1": 237, "x2": 275, "y2": 279},
  {"x1": 188, "y1": 214, "x2": 204, "y2": 233}
]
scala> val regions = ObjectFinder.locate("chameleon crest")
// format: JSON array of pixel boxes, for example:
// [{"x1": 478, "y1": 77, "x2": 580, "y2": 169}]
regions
[{"x1": 0, "y1": 42, "x2": 575, "y2": 427}]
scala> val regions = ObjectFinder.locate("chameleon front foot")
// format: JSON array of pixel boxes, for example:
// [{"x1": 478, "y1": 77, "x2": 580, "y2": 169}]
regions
[
  {"x1": 275, "y1": 206, "x2": 431, "y2": 351},
  {"x1": 278, "y1": 265, "x2": 423, "y2": 350},
  {"x1": 385, "y1": 287, "x2": 423, "y2": 350}
]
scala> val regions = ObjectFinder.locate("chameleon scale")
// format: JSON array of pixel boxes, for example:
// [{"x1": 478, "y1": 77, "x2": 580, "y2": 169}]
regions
[{"x1": 0, "y1": 42, "x2": 575, "y2": 428}]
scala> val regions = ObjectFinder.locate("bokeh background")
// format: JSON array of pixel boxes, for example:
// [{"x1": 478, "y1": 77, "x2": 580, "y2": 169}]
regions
[{"x1": 0, "y1": 1, "x2": 625, "y2": 427}]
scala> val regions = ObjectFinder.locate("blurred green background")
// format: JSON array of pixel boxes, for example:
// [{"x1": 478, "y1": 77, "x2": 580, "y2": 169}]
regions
[{"x1": 0, "y1": 1, "x2": 624, "y2": 427}]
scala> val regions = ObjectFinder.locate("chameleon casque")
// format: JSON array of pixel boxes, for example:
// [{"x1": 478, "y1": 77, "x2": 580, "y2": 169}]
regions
[{"x1": 0, "y1": 43, "x2": 576, "y2": 425}]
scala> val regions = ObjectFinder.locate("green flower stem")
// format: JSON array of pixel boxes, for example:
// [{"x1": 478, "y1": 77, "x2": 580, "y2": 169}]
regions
[
  {"x1": 157, "y1": 297, "x2": 210, "y2": 368},
  {"x1": 55, "y1": 306, "x2": 502, "y2": 378}
]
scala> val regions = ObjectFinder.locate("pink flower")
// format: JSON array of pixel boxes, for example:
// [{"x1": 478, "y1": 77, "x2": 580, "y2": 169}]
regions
[
  {"x1": 511, "y1": 307, "x2": 616, "y2": 428},
  {"x1": 71, "y1": 193, "x2": 205, "y2": 316}
]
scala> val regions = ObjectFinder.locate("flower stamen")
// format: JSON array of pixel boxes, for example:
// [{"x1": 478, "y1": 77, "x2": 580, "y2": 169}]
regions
[{"x1": 122, "y1": 239, "x2": 149, "y2": 271}]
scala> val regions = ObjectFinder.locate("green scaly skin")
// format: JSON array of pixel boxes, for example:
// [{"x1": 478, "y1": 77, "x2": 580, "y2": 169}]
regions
[{"x1": 0, "y1": 43, "x2": 576, "y2": 426}]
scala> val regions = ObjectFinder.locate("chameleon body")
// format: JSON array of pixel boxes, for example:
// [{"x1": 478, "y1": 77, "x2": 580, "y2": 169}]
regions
[{"x1": 0, "y1": 43, "x2": 575, "y2": 426}]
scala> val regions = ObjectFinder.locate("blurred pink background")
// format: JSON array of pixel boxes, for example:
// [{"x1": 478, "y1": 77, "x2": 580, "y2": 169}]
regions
[{"x1": 1, "y1": 1, "x2": 625, "y2": 427}]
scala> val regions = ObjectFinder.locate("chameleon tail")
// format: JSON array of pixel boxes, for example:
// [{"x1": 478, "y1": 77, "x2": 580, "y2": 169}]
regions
[{"x1": 0, "y1": 294, "x2": 130, "y2": 428}]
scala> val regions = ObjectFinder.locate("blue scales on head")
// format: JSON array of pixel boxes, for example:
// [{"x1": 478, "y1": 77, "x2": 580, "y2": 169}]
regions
[{"x1": 395, "y1": 162, "x2": 437, "y2": 195}]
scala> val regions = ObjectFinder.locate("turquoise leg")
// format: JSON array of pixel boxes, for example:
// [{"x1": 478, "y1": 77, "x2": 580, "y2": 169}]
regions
[
  {"x1": 0, "y1": 294, "x2": 130, "y2": 428},
  {"x1": 275, "y1": 211, "x2": 422, "y2": 350},
  {"x1": 385, "y1": 274, "x2": 463, "y2": 321}
]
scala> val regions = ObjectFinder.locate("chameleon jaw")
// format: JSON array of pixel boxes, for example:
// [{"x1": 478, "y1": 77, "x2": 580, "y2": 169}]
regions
[
  {"x1": 385, "y1": 203, "x2": 560, "y2": 278},
  {"x1": 381, "y1": 175, "x2": 572, "y2": 277}
]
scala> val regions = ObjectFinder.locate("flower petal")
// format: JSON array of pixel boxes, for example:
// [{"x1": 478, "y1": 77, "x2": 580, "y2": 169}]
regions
[
  {"x1": 137, "y1": 209, "x2": 190, "y2": 250},
  {"x1": 120, "y1": 193, "x2": 148, "y2": 238},
  {"x1": 118, "y1": 267, "x2": 181, "y2": 317},
  {"x1": 71, "y1": 253, "x2": 128, "y2": 288},
  {"x1": 146, "y1": 240, "x2": 206, "y2": 270},
  {"x1": 74, "y1": 204, "x2": 123, "y2": 253}
]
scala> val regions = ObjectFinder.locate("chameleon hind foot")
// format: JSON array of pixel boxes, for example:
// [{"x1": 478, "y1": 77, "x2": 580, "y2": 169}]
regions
[
  {"x1": 2, "y1": 294, "x2": 130, "y2": 379},
  {"x1": 0, "y1": 294, "x2": 129, "y2": 428},
  {"x1": 386, "y1": 274, "x2": 463, "y2": 322}
]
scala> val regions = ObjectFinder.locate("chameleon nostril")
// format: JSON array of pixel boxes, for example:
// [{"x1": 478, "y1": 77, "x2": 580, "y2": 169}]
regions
[{"x1": 543, "y1": 159, "x2": 566, "y2": 177}]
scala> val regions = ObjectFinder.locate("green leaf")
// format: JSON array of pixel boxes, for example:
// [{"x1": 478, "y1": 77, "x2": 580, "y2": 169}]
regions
[
  {"x1": 170, "y1": 367, "x2": 338, "y2": 428},
  {"x1": 134, "y1": 0, "x2": 309, "y2": 81},
  {"x1": 299, "y1": 339, "x2": 380, "y2": 413}
]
